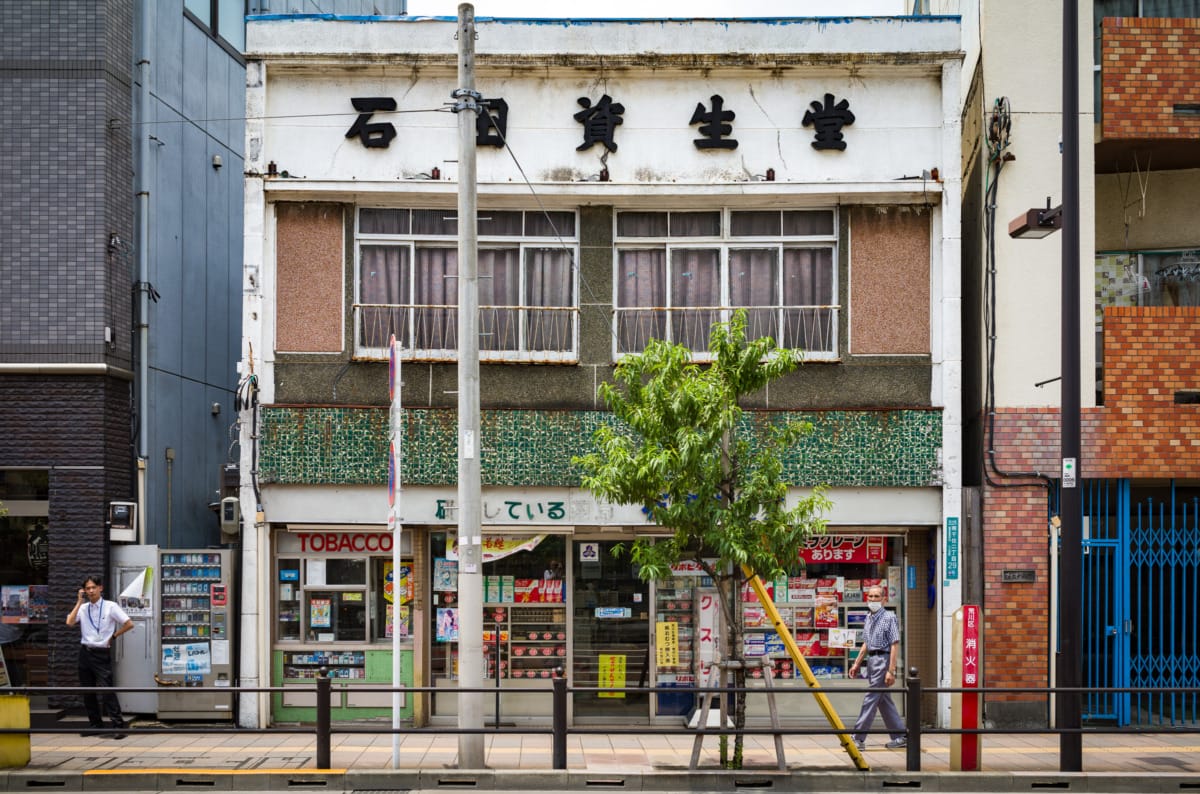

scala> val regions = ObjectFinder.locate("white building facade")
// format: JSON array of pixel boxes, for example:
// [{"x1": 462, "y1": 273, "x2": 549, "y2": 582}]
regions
[{"x1": 238, "y1": 12, "x2": 964, "y2": 729}]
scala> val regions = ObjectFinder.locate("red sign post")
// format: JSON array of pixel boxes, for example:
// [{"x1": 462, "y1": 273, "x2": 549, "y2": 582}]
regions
[{"x1": 951, "y1": 604, "x2": 982, "y2": 770}]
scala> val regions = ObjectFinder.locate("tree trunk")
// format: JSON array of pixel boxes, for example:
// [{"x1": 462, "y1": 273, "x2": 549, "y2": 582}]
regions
[{"x1": 715, "y1": 565, "x2": 747, "y2": 768}]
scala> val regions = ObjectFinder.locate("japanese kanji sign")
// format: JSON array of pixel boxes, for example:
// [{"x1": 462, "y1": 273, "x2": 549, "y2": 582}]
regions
[
  {"x1": 345, "y1": 97, "x2": 397, "y2": 148},
  {"x1": 574, "y1": 94, "x2": 625, "y2": 152},
  {"x1": 341, "y1": 89, "x2": 858, "y2": 156},
  {"x1": 802, "y1": 92, "x2": 855, "y2": 151},
  {"x1": 690, "y1": 94, "x2": 737, "y2": 150}
]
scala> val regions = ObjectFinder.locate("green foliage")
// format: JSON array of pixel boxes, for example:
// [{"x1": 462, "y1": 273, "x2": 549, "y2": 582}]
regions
[{"x1": 574, "y1": 310, "x2": 831, "y2": 583}]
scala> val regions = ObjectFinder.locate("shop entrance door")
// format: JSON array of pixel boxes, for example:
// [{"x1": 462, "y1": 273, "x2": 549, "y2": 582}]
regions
[{"x1": 571, "y1": 540, "x2": 650, "y2": 721}]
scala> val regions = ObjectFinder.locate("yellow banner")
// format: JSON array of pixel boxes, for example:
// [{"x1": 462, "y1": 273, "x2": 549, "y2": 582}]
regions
[
  {"x1": 656, "y1": 622, "x2": 680, "y2": 667},
  {"x1": 597, "y1": 653, "x2": 627, "y2": 698}
]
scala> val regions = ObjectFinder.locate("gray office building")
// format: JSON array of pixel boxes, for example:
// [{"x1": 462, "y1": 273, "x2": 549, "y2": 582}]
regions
[{"x1": 0, "y1": 1, "x2": 244, "y2": 692}]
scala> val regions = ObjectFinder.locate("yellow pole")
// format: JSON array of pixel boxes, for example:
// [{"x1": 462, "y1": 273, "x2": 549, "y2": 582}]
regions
[{"x1": 742, "y1": 566, "x2": 868, "y2": 770}]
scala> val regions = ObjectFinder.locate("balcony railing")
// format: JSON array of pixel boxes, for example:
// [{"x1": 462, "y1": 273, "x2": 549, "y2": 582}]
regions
[
  {"x1": 353, "y1": 304, "x2": 578, "y2": 363},
  {"x1": 614, "y1": 305, "x2": 838, "y2": 359}
]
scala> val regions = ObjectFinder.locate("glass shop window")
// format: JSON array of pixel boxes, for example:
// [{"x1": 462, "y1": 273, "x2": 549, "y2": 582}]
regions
[
  {"x1": 372, "y1": 558, "x2": 414, "y2": 642},
  {"x1": 304, "y1": 590, "x2": 367, "y2": 642}
]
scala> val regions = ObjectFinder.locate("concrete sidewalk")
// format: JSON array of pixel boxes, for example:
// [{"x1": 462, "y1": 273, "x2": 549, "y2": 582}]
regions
[{"x1": 15, "y1": 724, "x2": 1200, "y2": 777}]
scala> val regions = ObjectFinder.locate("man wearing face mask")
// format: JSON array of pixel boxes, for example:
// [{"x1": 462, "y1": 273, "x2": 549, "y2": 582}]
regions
[{"x1": 847, "y1": 584, "x2": 906, "y2": 751}]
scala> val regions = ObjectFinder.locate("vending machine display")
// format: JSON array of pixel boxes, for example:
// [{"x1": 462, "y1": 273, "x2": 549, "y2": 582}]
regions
[{"x1": 157, "y1": 550, "x2": 235, "y2": 720}]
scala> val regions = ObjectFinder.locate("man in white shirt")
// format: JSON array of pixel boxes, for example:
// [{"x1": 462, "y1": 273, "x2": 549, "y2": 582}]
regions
[{"x1": 65, "y1": 575, "x2": 134, "y2": 738}]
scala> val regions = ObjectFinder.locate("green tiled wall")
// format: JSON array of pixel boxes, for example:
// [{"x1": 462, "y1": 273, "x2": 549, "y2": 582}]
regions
[{"x1": 260, "y1": 407, "x2": 942, "y2": 488}]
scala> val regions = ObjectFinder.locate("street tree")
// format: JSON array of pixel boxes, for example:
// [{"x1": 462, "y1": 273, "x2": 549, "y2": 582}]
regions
[{"x1": 574, "y1": 310, "x2": 830, "y2": 768}]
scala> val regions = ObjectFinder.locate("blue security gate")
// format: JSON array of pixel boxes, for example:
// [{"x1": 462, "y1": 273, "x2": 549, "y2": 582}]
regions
[
  {"x1": 1079, "y1": 479, "x2": 1123, "y2": 723},
  {"x1": 1071, "y1": 480, "x2": 1200, "y2": 726}
]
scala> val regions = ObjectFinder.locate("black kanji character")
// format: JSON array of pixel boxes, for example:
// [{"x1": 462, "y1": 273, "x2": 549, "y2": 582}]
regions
[
  {"x1": 690, "y1": 94, "x2": 737, "y2": 150},
  {"x1": 574, "y1": 94, "x2": 624, "y2": 153},
  {"x1": 346, "y1": 97, "x2": 398, "y2": 148},
  {"x1": 476, "y1": 97, "x2": 508, "y2": 148},
  {"x1": 801, "y1": 93, "x2": 855, "y2": 151}
]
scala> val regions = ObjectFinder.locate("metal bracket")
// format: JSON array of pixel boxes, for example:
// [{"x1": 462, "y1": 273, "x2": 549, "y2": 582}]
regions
[{"x1": 451, "y1": 87, "x2": 482, "y2": 113}]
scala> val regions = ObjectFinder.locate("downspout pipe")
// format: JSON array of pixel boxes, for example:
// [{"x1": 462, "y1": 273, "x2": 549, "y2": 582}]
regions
[
  {"x1": 135, "y1": 1, "x2": 151, "y2": 540},
  {"x1": 135, "y1": 5, "x2": 150, "y2": 455}
]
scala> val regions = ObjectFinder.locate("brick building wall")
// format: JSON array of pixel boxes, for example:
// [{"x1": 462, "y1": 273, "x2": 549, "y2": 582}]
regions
[
  {"x1": 981, "y1": 307, "x2": 1200, "y2": 724},
  {"x1": 1101, "y1": 16, "x2": 1200, "y2": 140},
  {"x1": 0, "y1": 375, "x2": 133, "y2": 687},
  {"x1": 1098, "y1": 306, "x2": 1200, "y2": 474},
  {"x1": 0, "y1": 0, "x2": 136, "y2": 693}
]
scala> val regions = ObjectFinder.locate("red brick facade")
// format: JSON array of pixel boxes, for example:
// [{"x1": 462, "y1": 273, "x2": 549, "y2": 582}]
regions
[
  {"x1": 1098, "y1": 306, "x2": 1200, "y2": 473},
  {"x1": 1101, "y1": 17, "x2": 1200, "y2": 140},
  {"x1": 982, "y1": 307, "x2": 1200, "y2": 709}
]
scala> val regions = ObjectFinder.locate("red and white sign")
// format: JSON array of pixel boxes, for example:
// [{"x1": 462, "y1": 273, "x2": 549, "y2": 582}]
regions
[
  {"x1": 799, "y1": 535, "x2": 886, "y2": 564},
  {"x1": 961, "y1": 604, "x2": 980, "y2": 770}
]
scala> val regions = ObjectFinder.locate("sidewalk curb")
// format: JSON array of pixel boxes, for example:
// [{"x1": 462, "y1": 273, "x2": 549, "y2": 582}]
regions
[{"x1": 2, "y1": 769, "x2": 1198, "y2": 792}]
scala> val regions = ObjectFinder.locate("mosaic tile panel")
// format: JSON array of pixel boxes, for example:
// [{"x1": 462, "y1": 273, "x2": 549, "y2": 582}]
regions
[{"x1": 259, "y1": 407, "x2": 942, "y2": 488}]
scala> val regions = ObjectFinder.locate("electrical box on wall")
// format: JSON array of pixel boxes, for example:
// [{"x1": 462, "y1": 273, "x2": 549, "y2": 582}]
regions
[
  {"x1": 220, "y1": 496, "x2": 240, "y2": 536},
  {"x1": 109, "y1": 501, "x2": 137, "y2": 542}
]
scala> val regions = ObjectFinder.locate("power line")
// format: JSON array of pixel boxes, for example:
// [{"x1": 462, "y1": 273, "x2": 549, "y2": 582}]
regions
[
  {"x1": 113, "y1": 107, "x2": 451, "y2": 128},
  {"x1": 488, "y1": 117, "x2": 620, "y2": 344}
]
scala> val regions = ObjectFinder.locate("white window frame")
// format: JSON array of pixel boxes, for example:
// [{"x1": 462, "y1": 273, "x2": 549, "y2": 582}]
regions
[
  {"x1": 612, "y1": 208, "x2": 839, "y2": 362},
  {"x1": 353, "y1": 208, "x2": 580, "y2": 363}
]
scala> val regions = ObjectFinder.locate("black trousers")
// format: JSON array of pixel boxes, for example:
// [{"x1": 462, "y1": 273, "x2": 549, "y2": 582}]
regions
[{"x1": 79, "y1": 646, "x2": 125, "y2": 728}]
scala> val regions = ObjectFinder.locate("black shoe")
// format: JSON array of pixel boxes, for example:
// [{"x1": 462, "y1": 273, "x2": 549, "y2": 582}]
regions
[
  {"x1": 81, "y1": 726, "x2": 104, "y2": 737},
  {"x1": 107, "y1": 733, "x2": 126, "y2": 740}
]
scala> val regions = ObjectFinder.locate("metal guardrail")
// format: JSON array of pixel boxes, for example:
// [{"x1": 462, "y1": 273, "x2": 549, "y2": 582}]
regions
[{"x1": 6, "y1": 667, "x2": 1200, "y2": 772}]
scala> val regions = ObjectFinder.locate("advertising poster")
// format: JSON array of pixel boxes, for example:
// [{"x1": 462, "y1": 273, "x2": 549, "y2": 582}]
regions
[
  {"x1": 310, "y1": 598, "x2": 332, "y2": 628},
  {"x1": 1, "y1": 586, "x2": 29, "y2": 624},
  {"x1": 436, "y1": 608, "x2": 459, "y2": 642},
  {"x1": 655, "y1": 621, "x2": 680, "y2": 667},
  {"x1": 598, "y1": 653, "x2": 627, "y2": 698},
  {"x1": 828, "y1": 627, "x2": 858, "y2": 649},
  {"x1": 162, "y1": 643, "x2": 212, "y2": 675},
  {"x1": 434, "y1": 558, "x2": 458, "y2": 591},
  {"x1": 28, "y1": 585, "x2": 49, "y2": 623},
  {"x1": 118, "y1": 567, "x2": 154, "y2": 618},
  {"x1": 383, "y1": 561, "x2": 414, "y2": 604}
]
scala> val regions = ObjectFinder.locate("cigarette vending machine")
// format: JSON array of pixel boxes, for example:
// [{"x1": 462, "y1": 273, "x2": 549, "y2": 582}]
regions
[{"x1": 156, "y1": 549, "x2": 235, "y2": 720}]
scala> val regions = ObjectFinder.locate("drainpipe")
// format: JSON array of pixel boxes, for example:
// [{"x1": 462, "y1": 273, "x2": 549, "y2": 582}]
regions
[{"x1": 135, "y1": 4, "x2": 151, "y2": 481}]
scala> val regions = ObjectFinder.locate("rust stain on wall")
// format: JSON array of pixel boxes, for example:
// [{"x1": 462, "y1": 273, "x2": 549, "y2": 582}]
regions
[{"x1": 276, "y1": 202, "x2": 344, "y2": 353}]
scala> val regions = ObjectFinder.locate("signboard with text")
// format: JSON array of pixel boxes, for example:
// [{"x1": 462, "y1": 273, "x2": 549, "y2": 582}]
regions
[{"x1": 799, "y1": 535, "x2": 886, "y2": 564}]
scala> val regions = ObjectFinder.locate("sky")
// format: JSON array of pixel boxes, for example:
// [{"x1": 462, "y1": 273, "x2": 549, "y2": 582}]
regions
[{"x1": 403, "y1": 0, "x2": 907, "y2": 18}]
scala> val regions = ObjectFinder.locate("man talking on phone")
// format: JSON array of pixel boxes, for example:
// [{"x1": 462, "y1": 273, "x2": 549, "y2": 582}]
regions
[{"x1": 66, "y1": 575, "x2": 134, "y2": 738}]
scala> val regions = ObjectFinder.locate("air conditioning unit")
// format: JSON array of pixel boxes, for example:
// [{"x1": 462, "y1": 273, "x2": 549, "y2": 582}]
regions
[{"x1": 109, "y1": 501, "x2": 137, "y2": 542}]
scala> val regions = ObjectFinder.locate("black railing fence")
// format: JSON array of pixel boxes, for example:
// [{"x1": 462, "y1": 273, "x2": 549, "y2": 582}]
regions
[{"x1": 5, "y1": 667, "x2": 1200, "y2": 772}]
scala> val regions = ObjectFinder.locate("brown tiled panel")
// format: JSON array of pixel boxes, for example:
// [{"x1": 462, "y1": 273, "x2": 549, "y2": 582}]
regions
[
  {"x1": 276, "y1": 202, "x2": 345, "y2": 353},
  {"x1": 848, "y1": 206, "x2": 930, "y2": 355}
]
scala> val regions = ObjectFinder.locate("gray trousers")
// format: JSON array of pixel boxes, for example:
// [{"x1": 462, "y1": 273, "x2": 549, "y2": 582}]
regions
[{"x1": 852, "y1": 653, "x2": 904, "y2": 744}]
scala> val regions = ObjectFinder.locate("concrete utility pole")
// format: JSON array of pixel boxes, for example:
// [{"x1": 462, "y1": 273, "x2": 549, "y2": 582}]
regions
[{"x1": 452, "y1": 2, "x2": 485, "y2": 769}]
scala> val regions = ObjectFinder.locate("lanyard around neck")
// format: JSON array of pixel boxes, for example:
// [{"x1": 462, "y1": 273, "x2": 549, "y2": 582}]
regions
[{"x1": 87, "y1": 601, "x2": 104, "y2": 632}]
